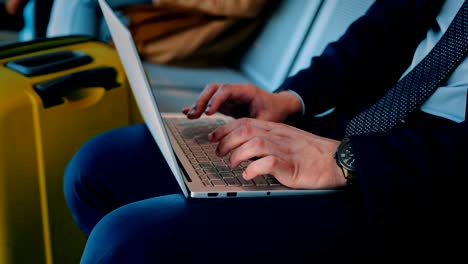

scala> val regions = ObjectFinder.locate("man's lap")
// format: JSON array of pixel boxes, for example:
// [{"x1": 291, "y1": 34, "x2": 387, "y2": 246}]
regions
[
  {"x1": 64, "y1": 123, "x2": 181, "y2": 233},
  {"x1": 65, "y1": 122, "x2": 367, "y2": 262},
  {"x1": 81, "y1": 192, "x2": 361, "y2": 263}
]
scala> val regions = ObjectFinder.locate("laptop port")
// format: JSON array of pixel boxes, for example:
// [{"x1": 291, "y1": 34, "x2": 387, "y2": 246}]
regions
[
  {"x1": 207, "y1": 193, "x2": 219, "y2": 197},
  {"x1": 227, "y1": 192, "x2": 237, "y2": 197}
]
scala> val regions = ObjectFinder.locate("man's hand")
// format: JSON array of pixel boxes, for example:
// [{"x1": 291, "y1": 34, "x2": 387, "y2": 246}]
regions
[
  {"x1": 182, "y1": 83, "x2": 302, "y2": 123},
  {"x1": 208, "y1": 118, "x2": 346, "y2": 190},
  {"x1": 6, "y1": 0, "x2": 28, "y2": 15}
]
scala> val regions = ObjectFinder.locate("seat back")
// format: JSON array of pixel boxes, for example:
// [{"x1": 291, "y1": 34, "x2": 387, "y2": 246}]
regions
[
  {"x1": 239, "y1": 0, "x2": 323, "y2": 91},
  {"x1": 290, "y1": 0, "x2": 375, "y2": 75}
]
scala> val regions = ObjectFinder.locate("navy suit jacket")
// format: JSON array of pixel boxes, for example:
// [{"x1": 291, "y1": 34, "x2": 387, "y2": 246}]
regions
[{"x1": 278, "y1": 0, "x2": 467, "y2": 246}]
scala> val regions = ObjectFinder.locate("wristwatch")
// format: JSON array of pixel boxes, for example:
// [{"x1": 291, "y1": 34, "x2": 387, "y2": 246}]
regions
[{"x1": 335, "y1": 137, "x2": 357, "y2": 185}]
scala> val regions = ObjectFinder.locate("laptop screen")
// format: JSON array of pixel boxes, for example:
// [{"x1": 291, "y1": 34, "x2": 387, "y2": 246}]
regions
[{"x1": 98, "y1": 0, "x2": 189, "y2": 197}]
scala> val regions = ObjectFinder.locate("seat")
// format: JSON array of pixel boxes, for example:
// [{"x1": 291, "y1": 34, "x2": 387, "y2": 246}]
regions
[
  {"x1": 146, "y1": 0, "x2": 324, "y2": 112},
  {"x1": 146, "y1": 0, "x2": 376, "y2": 113}
]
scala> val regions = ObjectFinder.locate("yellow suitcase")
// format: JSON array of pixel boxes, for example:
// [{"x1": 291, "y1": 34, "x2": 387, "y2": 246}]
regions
[{"x1": 0, "y1": 36, "x2": 136, "y2": 264}]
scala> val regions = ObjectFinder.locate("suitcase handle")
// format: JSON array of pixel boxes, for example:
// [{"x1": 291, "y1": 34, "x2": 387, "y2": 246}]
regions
[
  {"x1": 34, "y1": 66, "x2": 120, "y2": 108},
  {"x1": 0, "y1": 36, "x2": 92, "y2": 60},
  {"x1": 6, "y1": 50, "x2": 93, "y2": 77}
]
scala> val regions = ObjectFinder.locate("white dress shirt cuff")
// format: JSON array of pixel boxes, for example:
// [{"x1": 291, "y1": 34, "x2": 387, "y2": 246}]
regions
[{"x1": 286, "y1": 90, "x2": 305, "y2": 117}]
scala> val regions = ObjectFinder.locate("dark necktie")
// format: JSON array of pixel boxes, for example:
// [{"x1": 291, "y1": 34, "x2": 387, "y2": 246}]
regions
[{"x1": 345, "y1": 1, "x2": 468, "y2": 137}]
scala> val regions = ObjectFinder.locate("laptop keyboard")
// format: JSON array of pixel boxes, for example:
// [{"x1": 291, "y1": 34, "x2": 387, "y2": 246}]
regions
[{"x1": 165, "y1": 118, "x2": 281, "y2": 188}]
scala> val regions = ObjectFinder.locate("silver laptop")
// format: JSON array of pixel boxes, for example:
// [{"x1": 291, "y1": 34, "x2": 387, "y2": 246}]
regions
[{"x1": 98, "y1": 0, "x2": 331, "y2": 198}]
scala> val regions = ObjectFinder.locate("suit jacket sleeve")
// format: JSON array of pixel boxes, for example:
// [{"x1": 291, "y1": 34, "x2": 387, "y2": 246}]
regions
[
  {"x1": 277, "y1": 0, "x2": 444, "y2": 119},
  {"x1": 351, "y1": 117, "x2": 467, "y2": 211},
  {"x1": 348, "y1": 117, "x2": 468, "y2": 253},
  {"x1": 277, "y1": 0, "x2": 465, "y2": 232}
]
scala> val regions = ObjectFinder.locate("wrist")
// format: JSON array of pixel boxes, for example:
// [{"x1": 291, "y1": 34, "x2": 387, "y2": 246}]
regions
[
  {"x1": 5, "y1": 0, "x2": 27, "y2": 15},
  {"x1": 277, "y1": 90, "x2": 303, "y2": 118},
  {"x1": 335, "y1": 137, "x2": 358, "y2": 186},
  {"x1": 334, "y1": 163, "x2": 348, "y2": 188}
]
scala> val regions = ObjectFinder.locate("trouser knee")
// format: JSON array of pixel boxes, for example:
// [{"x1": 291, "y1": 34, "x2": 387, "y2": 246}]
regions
[{"x1": 63, "y1": 133, "x2": 110, "y2": 234}]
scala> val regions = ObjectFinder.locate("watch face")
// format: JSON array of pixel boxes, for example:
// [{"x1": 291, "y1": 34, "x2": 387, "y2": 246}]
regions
[{"x1": 337, "y1": 139, "x2": 356, "y2": 171}]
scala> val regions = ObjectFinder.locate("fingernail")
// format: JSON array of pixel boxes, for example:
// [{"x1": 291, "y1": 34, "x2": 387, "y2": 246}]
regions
[
  {"x1": 188, "y1": 108, "x2": 195, "y2": 116},
  {"x1": 205, "y1": 105, "x2": 211, "y2": 113},
  {"x1": 208, "y1": 132, "x2": 213, "y2": 140}
]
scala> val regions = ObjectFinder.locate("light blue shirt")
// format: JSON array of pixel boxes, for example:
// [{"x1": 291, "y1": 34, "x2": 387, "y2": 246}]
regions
[{"x1": 402, "y1": 0, "x2": 467, "y2": 122}]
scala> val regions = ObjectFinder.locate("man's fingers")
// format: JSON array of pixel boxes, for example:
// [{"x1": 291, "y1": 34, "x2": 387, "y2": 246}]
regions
[
  {"x1": 182, "y1": 106, "x2": 192, "y2": 114},
  {"x1": 214, "y1": 121, "x2": 270, "y2": 156},
  {"x1": 185, "y1": 83, "x2": 261, "y2": 119},
  {"x1": 186, "y1": 83, "x2": 221, "y2": 118},
  {"x1": 206, "y1": 83, "x2": 258, "y2": 116},
  {"x1": 243, "y1": 156, "x2": 292, "y2": 185},
  {"x1": 228, "y1": 136, "x2": 286, "y2": 168},
  {"x1": 210, "y1": 118, "x2": 290, "y2": 143},
  {"x1": 204, "y1": 84, "x2": 235, "y2": 115}
]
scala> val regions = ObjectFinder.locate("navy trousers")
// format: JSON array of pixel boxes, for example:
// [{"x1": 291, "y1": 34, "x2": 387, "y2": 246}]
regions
[{"x1": 65, "y1": 122, "x2": 373, "y2": 263}]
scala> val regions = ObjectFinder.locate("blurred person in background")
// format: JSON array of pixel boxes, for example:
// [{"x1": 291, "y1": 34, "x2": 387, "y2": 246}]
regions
[
  {"x1": 0, "y1": 0, "x2": 28, "y2": 31},
  {"x1": 47, "y1": 0, "x2": 272, "y2": 66},
  {"x1": 1, "y1": 0, "x2": 54, "y2": 40}
]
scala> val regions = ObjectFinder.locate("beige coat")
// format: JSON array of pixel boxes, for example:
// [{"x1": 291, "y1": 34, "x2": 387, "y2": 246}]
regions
[{"x1": 122, "y1": 0, "x2": 269, "y2": 66}]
